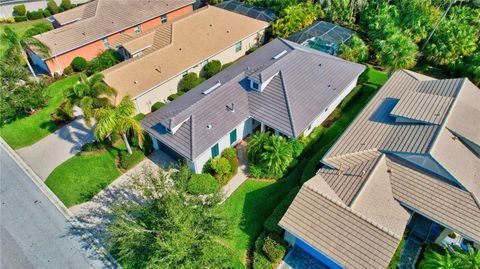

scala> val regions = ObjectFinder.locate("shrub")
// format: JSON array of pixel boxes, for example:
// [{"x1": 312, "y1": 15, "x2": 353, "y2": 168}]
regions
[
  {"x1": 43, "y1": 9, "x2": 51, "y2": 17},
  {"x1": 60, "y1": 0, "x2": 72, "y2": 10},
  {"x1": 221, "y1": 62, "x2": 234, "y2": 70},
  {"x1": 323, "y1": 107, "x2": 342, "y2": 128},
  {"x1": 167, "y1": 93, "x2": 180, "y2": 101},
  {"x1": 249, "y1": 164, "x2": 263, "y2": 178},
  {"x1": 264, "y1": 186, "x2": 301, "y2": 234},
  {"x1": 119, "y1": 149, "x2": 145, "y2": 170},
  {"x1": 86, "y1": 49, "x2": 122, "y2": 75},
  {"x1": 13, "y1": 4, "x2": 26, "y2": 16},
  {"x1": 47, "y1": 0, "x2": 59, "y2": 14},
  {"x1": 151, "y1": 101, "x2": 165, "y2": 112},
  {"x1": 24, "y1": 22, "x2": 53, "y2": 37},
  {"x1": 210, "y1": 157, "x2": 231, "y2": 178},
  {"x1": 178, "y1": 72, "x2": 204, "y2": 92},
  {"x1": 14, "y1": 16, "x2": 28, "y2": 22},
  {"x1": 262, "y1": 233, "x2": 287, "y2": 263},
  {"x1": 128, "y1": 132, "x2": 154, "y2": 155},
  {"x1": 187, "y1": 173, "x2": 220, "y2": 194},
  {"x1": 81, "y1": 141, "x2": 110, "y2": 152},
  {"x1": 202, "y1": 60, "x2": 222, "y2": 79},
  {"x1": 71, "y1": 57, "x2": 87, "y2": 72},
  {"x1": 62, "y1": 66, "x2": 73, "y2": 75},
  {"x1": 221, "y1": 147, "x2": 236, "y2": 160},
  {"x1": 51, "y1": 103, "x2": 74, "y2": 123},
  {"x1": 246, "y1": 47, "x2": 257, "y2": 55},
  {"x1": 288, "y1": 139, "x2": 304, "y2": 158},
  {"x1": 6, "y1": 17, "x2": 16, "y2": 23},
  {"x1": 253, "y1": 232, "x2": 274, "y2": 269},
  {"x1": 133, "y1": 113, "x2": 146, "y2": 121},
  {"x1": 27, "y1": 11, "x2": 44, "y2": 20}
]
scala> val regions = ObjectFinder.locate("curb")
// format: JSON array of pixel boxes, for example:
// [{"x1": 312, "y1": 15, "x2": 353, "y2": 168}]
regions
[{"x1": 0, "y1": 138, "x2": 121, "y2": 269}]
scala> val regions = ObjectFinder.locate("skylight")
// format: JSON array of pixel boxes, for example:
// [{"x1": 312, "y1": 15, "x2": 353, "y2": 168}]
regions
[
  {"x1": 272, "y1": 50, "x2": 287, "y2": 60},
  {"x1": 202, "y1": 81, "x2": 222, "y2": 95}
]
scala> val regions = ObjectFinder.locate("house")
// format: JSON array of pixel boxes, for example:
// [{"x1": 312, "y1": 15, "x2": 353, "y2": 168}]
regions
[
  {"x1": 287, "y1": 20, "x2": 356, "y2": 55},
  {"x1": 101, "y1": 5, "x2": 269, "y2": 114},
  {"x1": 280, "y1": 70, "x2": 480, "y2": 268},
  {"x1": 216, "y1": 0, "x2": 279, "y2": 22},
  {"x1": 29, "y1": 0, "x2": 194, "y2": 75},
  {"x1": 140, "y1": 38, "x2": 365, "y2": 173}
]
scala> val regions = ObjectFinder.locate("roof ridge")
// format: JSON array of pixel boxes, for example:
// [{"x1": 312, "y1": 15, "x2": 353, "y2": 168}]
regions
[
  {"x1": 305, "y1": 184, "x2": 401, "y2": 240},
  {"x1": 323, "y1": 148, "x2": 380, "y2": 167},
  {"x1": 278, "y1": 71, "x2": 296, "y2": 137},
  {"x1": 348, "y1": 153, "x2": 385, "y2": 207}
]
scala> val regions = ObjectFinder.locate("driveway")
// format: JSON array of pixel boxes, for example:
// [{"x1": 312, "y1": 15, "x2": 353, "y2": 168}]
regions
[
  {"x1": 17, "y1": 107, "x2": 95, "y2": 180},
  {"x1": 69, "y1": 150, "x2": 174, "y2": 245}
]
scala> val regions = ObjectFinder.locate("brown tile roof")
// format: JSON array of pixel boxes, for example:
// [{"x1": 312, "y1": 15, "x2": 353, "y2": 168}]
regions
[
  {"x1": 102, "y1": 6, "x2": 269, "y2": 103},
  {"x1": 34, "y1": 0, "x2": 194, "y2": 57}
]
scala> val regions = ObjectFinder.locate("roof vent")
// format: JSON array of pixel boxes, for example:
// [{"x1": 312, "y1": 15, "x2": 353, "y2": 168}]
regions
[
  {"x1": 319, "y1": 63, "x2": 322, "y2": 67},
  {"x1": 206, "y1": 124, "x2": 212, "y2": 129},
  {"x1": 134, "y1": 80, "x2": 138, "y2": 84},
  {"x1": 155, "y1": 67, "x2": 162, "y2": 73},
  {"x1": 272, "y1": 50, "x2": 287, "y2": 60},
  {"x1": 202, "y1": 81, "x2": 221, "y2": 95},
  {"x1": 227, "y1": 103, "x2": 235, "y2": 112},
  {"x1": 227, "y1": 30, "x2": 230, "y2": 33}
]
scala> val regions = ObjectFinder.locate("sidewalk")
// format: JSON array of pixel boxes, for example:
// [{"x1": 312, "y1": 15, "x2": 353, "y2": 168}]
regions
[{"x1": 221, "y1": 141, "x2": 249, "y2": 202}]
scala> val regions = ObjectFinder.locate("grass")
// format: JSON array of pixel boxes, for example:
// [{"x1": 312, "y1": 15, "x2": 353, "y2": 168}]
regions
[
  {"x1": 0, "y1": 75, "x2": 81, "y2": 149},
  {"x1": 0, "y1": 19, "x2": 51, "y2": 54},
  {"x1": 218, "y1": 68, "x2": 388, "y2": 267},
  {"x1": 45, "y1": 145, "x2": 123, "y2": 207}
]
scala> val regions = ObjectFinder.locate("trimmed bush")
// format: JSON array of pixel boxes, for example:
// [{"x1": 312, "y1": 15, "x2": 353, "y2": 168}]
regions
[
  {"x1": 167, "y1": 93, "x2": 180, "y2": 101},
  {"x1": 178, "y1": 72, "x2": 205, "y2": 92},
  {"x1": 221, "y1": 147, "x2": 236, "y2": 160},
  {"x1": 13, "y1": 4, "x2": 26, "y2": 16},
  {"x1": 210, "y1": 157, "x2": 231, "y2": 178},
  {"x1": 58, "y1": 7, "x2": 64, "y2": 13},
  {"x1": 203, "y1": 60, "x2": 222, "y2": 79},
  {"x1": 119, "y1": 149, "x2": 145, "y2": 170},
  {"x1": 71, "y1": 57, "x2": 87, "y2": 72},
  {"x1": 262, "y1": 233, "x2": 287, "y2": 263},
  {"x1": 187, "y1": 173, "x2": 220, "y2": 194},
  {"x1": 60, "y1": 0, "x2": 72, "y2": 10},
  {"x1": 43, "y1": 9, "x2": 51, "y2": 17},
  {"x1": 264, "y1": 186, "x2": 301, "y2": 234},
  {"x1": 47, "y1": 0, "x2": 59, "y2": 14},
  {"x1": 27, "y1": 11, "x2": 44, "y2": 20},
  {"x1": 151, "y1": 101, "x2": 165, "y2": 112},
  {"x1": 133, "y1": 113, "x2": 146, "y2": 121},
  {"x1": 6, "y1": 17, "x2": 16, "y2": 23},
  {"x1": 14, "y1": 16, "x2": 28, "y2": 22},
  {"x1": 253, "y1": 232, "x2": 274, "y2": 269},
  {"x1": 81, "y1": 141, "x2": 110, "y2": 152}
]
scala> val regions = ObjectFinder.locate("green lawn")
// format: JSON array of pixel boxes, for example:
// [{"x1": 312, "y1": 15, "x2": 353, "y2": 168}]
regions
[
  {"x1": 0, "y1": 75, "x2": 81, "y2": 149},
  {"x1": 0, "y1": 19, "x2": 51, "y2": 54},
  {"x1": 218, "y1": 68, "x2": 389, "y2": 266},
  {"x1": 45, "y1": 146, "x2": 123, "y2": 207}
]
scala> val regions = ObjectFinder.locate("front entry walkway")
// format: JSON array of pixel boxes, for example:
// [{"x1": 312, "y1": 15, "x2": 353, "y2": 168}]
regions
[
  {"x1": 17, "y1": 107, "x2": 95, "y2": 180},
  {"x1": 221, "y1": 141, "x2": 249, "y2": 202}
]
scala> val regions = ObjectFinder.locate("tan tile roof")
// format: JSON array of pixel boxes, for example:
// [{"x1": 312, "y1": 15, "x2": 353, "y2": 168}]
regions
[
  {"x1": 34, "y1": 0, "x2": 194, "y2": 57},
  {"x1": 280, "y1": 184, "x2": 402, "y2": 269},
  {"x1": 102, "y1": 6, "x2": 268, "y2": 102}
]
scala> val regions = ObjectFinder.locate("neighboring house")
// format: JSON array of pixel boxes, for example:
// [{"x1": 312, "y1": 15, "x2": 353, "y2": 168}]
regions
[
  {"x1": 0, "y1": 0, "x2": 89, "y2": 18},
  {"x1": 29, "y1": 0, "x2": 194, "y2": 75},
  {"x1": 141, "y1": 38, "x2": 365, "y2": 173},
  {"x1": 101, "y1": 5, "x2": 269, "y2": 114},
  {"x1": 280, "y1": 70, "x2": 480, "y2": 268},
  {"x1": 288, "y1": 20, "x2": 355, "y2": 55},
  {"x1": 216, "y1": 0, "x2": 278, "y2": 22}
]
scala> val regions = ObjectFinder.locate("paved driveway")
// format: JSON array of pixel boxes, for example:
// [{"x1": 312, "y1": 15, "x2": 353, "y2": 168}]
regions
[{"x1": 17, "y1": 107, "x2": 95, "y2": 180}]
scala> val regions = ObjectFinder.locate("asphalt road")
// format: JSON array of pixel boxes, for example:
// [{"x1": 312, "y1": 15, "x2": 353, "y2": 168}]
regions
[{"x1": 0, "y1": 146, "x2": 109, "y2": 269}]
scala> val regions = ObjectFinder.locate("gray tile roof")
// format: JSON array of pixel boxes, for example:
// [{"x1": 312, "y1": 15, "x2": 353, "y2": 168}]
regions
[{"x1": 142, "y1": 38, "x2": 365, "y2": 160}]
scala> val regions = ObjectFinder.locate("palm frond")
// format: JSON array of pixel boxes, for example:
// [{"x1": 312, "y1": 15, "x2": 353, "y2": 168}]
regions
[
  {"x1": 23, "y1": 37, "x2": 50, "y2": 58},
  {"x1": 115, "y1": 96, "x2": 136, "y2": 118},
  {"x1": 118, "y1": 117, "x2": 144, "y2": 147}
]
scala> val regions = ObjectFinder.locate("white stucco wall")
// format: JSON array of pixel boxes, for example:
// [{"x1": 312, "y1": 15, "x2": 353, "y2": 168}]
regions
[
  {"x1": 303, "y1": 77, "x2": 358, "y2": 137},
  {"x1": 132, "y1": 29, "x2": 266, "y2": 114},
  {"x1": 190, "y1": 118, "x2": 253, "y2": 173}
]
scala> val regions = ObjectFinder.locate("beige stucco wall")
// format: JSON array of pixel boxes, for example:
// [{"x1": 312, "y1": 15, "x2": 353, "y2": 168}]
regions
[{"x1": 132, "y1": 29, "x2": 266, "y2": 114}]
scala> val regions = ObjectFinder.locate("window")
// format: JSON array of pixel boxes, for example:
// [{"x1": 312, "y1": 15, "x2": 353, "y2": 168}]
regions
[
  {"x1": 161, "y1": 15, "x2": 167, "y2": 24},
  {"x1": 252, "y1": 81, "x2": 259, "y2": 90},
  {"x1": 181, "y1": 71, "x2": 188, "y2": 77},
  {"x1": 211, "y1": 144, "x2": 219, "y2": 158},
  {"x1": 134, "y1": 25, "x2": 140, "y2": 33},
  {"x1": 235, "y1": 41, "x2": 242, "y2": 52},
  {"x1": 230, "y1": 129, "x2": 237, "y2": 145},
  {"x1": 102, "y1": 38, "x2": 110, "y2": 48}
]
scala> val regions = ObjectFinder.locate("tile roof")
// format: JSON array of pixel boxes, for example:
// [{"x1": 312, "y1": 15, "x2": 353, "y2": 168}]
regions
[
  {"x1": 102, "y1": 6, "x2": 269, "y2": 103},
  {"x1": 34, "y1": 0, "x2": 194, "y2": 57},
  {"x1": 141, "y1": 38, "x2": 365, "y2": 160}
]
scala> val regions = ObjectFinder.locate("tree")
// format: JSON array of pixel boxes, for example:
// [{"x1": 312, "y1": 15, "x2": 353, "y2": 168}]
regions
[
  {"x1": 271, "y1": 2, "x2": 323, "y2": 38},
  {"x1": 1, "y1": 26, "x2": 50, "y2": 78},
  {"x1": 420, "y1": 248, "x2": 461, "y2": 269},
  {"x1": 246, "y1": 131, "x2": 270, "y2": 163},
  {"x1": 374, "y1": 33, "x2": 418, "y2": 71},
  {"x1": 322, "y1": 0, "x2": 357, "y2": 27},
  {"x1": 107, "y1": 165, "x2": 233, "y2": 268},
  {"x1": 338, "y1": 35, "x2": 369, "y2": 63},
  {"x1": 64, "y1": 73, "x2": 116, "y2": 122},
  {"x1": 259, "y1": 135, "x2": 293, "y2": 178},
  {"x1": 93, "y1": 97, "x2": 144, "y2": 155},
  {"x1": 86, "y1": 49, "x2": 122, "y2": 75},
  {"x1": 454, "y1": 246, "x2": 480, "y2": 269},
  {"x1": 398, "y1": 0, "x2": 441, "y2": 43},
  {"x1": 178, "y1": 72, "x2": 204, "y2": 92},
  {"x1": 202, "y1": 60, "x2": 222, "y2": 79}
]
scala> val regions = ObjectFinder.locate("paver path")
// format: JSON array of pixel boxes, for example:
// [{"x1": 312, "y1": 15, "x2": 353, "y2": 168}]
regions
[
  {"x1": 17, "y1": 106, "x2": 95, "y2": 180},
  {"x1": 221, "y1": 141, "x2": 249, "y2": 202},
  {"x1": 70, "y1": 150, "x2": 174, "y2": 245}
]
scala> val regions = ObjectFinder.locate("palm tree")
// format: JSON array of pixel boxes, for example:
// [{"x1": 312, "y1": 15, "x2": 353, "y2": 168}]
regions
[
  {"x1": 420, "y1": 248, "x2": 461, "y2": 269},
  {"x1": 64, "y1": 73, "x2": 116, "y2": 123},
  {"x1": 93, "y1": 96, "x2": 144, "y2": 155},
  {"x1": 455, "y1": 246, "x2": 480, "y2": 269},
  {"x1": 246, "y1": 131, "x2": 269, "y2": 163},
  {"x1": 260, "y1": 135, "x2": 293, "y2": 178},
  {"x1": 1, "y1": 26, "x2": 50, "y2": 78}
]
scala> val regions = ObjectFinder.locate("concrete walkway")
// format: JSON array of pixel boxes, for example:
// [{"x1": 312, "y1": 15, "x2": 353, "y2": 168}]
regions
[
  {"x1": 70, "y1": 150, "x2": 174, "y2": 245},
  {"x1": 221, "y1": 141, "x2": 249, "y2": 201},
  {"x1": 17, "y1": 106, "x2": 95, "y2": 180}
]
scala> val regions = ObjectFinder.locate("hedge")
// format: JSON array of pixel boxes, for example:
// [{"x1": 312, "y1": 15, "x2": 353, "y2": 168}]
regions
[
  {"x1": 43, "y1": 9, "x2": 51, "y2": 17},
  {"x1": 133, "y1": 113, "x2": 146, "y2": 121},
  {"x1": 264, "y1": 186, "x2": 301, "y2": 234},
  {"x1": 151, "y1": 101, "x2": 165, "y2": 112},
  {"x1": 187, "y1": 173, "x2": 220, "y2": 195},
  {"x1": 14, "y1": 16, "x2": 28, "y2": 22},
  {"x1": 262, "y1": 233, "x2": 287, "y2": 263},
  {"x1": 253, "y1": 232, "x2": 274, "y2": 269},
  {"x1": 47, "y1": 0, "x2": 59, "y2": 14},
  {"x1": 119, "y1": 149, "x2": 145, "y2": 170},
  {"x1": 13, "y1": 4, "x2": 26, "y2": 16}
]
